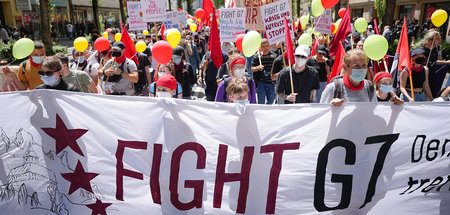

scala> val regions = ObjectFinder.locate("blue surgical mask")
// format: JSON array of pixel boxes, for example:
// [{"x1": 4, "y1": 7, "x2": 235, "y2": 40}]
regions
[
  {"x1": 77, "y1": 56, "x2": 86, "y2": 64},
  {"x1": 40, "y1": 76, "x2": 59, "y2": 86},
  {"x1": 350, "y1": 69, "x2": 367, "y2": 82},
  {"x1": 234, "y1": 99, "x2": 249, "y2": 105},
  {"x1": 32, "y1": 56, "x2": 45, "y2": 64},
  {"x1": 380, "y1": 84, "x2": 393, "y2": 93},
  {"x1": 172, "y1": 56, "x2": 182, "y2": 65}
]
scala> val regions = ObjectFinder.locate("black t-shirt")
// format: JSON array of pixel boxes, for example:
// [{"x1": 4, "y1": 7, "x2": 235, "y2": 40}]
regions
[
  {"x1": 252, "y1": 52, "x2": 277, "y2": 83},
  {"x1": 174, "y1": 62, "x2": 195, "y2": 98},
  {"x1": 377, "y1": 92, "x2": 392, "y2": 102},
  {"x1": 216, "y1": 62, "x2": 229, "y2": 79},
  {"x1": 272, "y1": 55, "x2": 287, "y2": 75},
  {"x1": 276, "y1": 66, "x2": 320, "y2": 104},
  {"x1": 36, "y1": 80, "x2": 79, "y2": 92},
  {"x1": 306, "y1": 57, "x2": 330, "y2": 82}
]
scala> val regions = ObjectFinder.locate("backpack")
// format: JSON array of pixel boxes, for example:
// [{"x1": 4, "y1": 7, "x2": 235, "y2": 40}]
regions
[
  {"x1": 103, "y1": 60, "x2": 127, "y2": 83},
  {"x1": 331, "y1": 75, "x2": 374, "y2": 101},
  {"x1": 21, "y1": 60, "x2": 28, "y2": 75},
  {"x1": 222, "y1": 75, "x2": 254, "y2": 102}
]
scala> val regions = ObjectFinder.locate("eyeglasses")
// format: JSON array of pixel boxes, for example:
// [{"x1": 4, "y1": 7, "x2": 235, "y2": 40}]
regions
[{"x1": 38, "y1": 70, "x2": 57, "y2": 76}]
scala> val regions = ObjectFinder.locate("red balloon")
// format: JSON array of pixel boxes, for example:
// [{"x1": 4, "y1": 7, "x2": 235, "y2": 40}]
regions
[
  {"x1": 195, "y1": 9, "x2": 205, "y2": 19},
  {"x1": 338, "y1": 8, "x2": 346, "y2": 18},
  {"x1": 152, "y1": 41, "x2": 173, "y2": 64},
  {"x1": 330, "y1": 23, "x2": 336, "y2": 34},
  {"x1": 94, "y1": 37, "x2": 110, "y2": 51},
  {"x1": 321, "y1": 0, "x2": 339, "y2": 9},
  {"x1": 235, "y1": 34, "x2": 245, "y2": 53}
]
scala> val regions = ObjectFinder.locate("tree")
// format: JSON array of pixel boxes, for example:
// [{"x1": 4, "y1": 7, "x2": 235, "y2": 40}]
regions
[
  {"x1": 382, "y1": 0, "x2": 396, "y2": 28},
  {"x1": 334, "y1": 2, "x2": 341, "y2": 21},
  {"x1": 92, "y1": 0, "x2": 100, "y2": 31},
  {"x1": 39, "y1": 0, "x2": 52, "y2": 48},
  {"x1": 119, "y1": 0, "x2": 127, "y2": 25},
  {"x1": 374, "y1": 0, "x2": 386, "y2": 27}
]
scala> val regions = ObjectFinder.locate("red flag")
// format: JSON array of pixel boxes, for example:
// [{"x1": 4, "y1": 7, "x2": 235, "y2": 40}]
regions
[
  {"x1": 373, "y1": 19, "x2": 380, "y2": 35},
  {"x1": 177, "y1": 8, "x2": 183, "y2": 11},
  {"x1": 120, "y1": 24, "x2": 139, "y2": 65},
  {"x1": 209, "y1": 10, "x2": 222, "y2": 69},
  {"x1": 329, "y1": 4, "x2": 351, "y2": 57},
  {"x1": 397, "y1": 17, "x2": 411, "y2": 74},
  {"x1": 160, "y1": 24, "x2": 165, "y2": 40},
  {"x1": 284, "y1": 16, "x2": 295, "y2": 66},
  {"x1": 202, "y1": 0, "x2": 215, "y2": 27},
  {"x1": 329, "y1": 43, "x2": 345, "y2": 81},
  {"x1": 311, "y1": 38, "x2": 318, "y2": 56},
  {"x1": 297, "y1": 19, "x2": 303, "y2": 36}
]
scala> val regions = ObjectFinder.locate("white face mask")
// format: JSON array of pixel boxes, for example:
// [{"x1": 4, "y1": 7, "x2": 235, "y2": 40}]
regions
[
  {"x1": 158, "y1": 72, "x2": 166, "y2": 78},
  {"x1": 157, "y1": 91, "x2": 172, "y2": 98},
  {"x1": 40, "y1": 76, "x2": 59, "y2": 86},
  {"x1": 172, "y1": 56, "x2": 182, "y2": 65},
  {"x1": 295, "y1": 57, "x2": 307, "y2": 67},
  {"x1": 234, "y1": 99, "x2": 249, "y2": 105},
  {"x1": 350, "y1": 69, "x2": 367, "y2": 82},
  {"x1": 77, "y1": 56, "x2": 86, "y2": 64},
  {"x1": 233, "y1": 69, "x2": 245, "y2": 78},
  {"x1": 32, "y1": 56, "x2": 45, "y2": 64}
]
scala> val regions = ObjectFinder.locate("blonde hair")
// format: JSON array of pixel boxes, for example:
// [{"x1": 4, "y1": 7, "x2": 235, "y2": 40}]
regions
[
  {"x1": 416, "y1": 29, "x2": 440, "y2": 48},
  {"x1": 343, "y1": 49, "x2": 367, "y2": 66},
  {"x1": 226, "y1": 78, "x2": 249, "y2": 97}
]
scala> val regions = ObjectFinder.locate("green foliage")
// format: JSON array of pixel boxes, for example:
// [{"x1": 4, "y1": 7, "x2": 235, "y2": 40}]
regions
[
  {"x1": 0, "y1": 40, "x2": 67, "y2": 64},
  {"x1": 374, "y1": 0, "x2": 386, "y2": 26},
  {"x1": 387, "y1": 39, "x2": 398, "y2": 56},
  {"x1": 441, "y1": 40, "x2": 450, "y2": 60}
]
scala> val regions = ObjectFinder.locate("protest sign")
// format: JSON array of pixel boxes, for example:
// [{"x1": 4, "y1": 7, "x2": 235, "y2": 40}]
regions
[
  {"x1": 260, "y1": 0, "x2": 294, "y2": 45},
  {"x1": 313, "y1": 9, "x2": 332, "y2": 35},
  {"x1": 219, "y1": 8, "x2": 246, "y2": 42},
  {"x1": 178, "y1": 11, "x2": 188, "y2": 28},
  {"x1": 126, "y1": 3, "x2": 147, "y2": 31},
  {"x1": 0, "y1": 90, "x2": 449, "y2": 214},
  {"x1": 141, "y1": 0, "x2": 166, "y2": 22},
  {"x1": 235, "y1": 0, "x2": 292, "y2": 30},
  {"x1": 164, "y1": 11, "x2": 180, "y2": 30}
]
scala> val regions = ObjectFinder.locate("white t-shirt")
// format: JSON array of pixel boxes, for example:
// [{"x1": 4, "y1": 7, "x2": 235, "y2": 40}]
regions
[
  {"x1": 102, "y1": 58, "x2": 137, "y2": 95},
  {"x1": 67, "y1": 24, "x2": 73, "y2": 32},
  {"x1": 70, "y1": 62, "x2": 99, "y2": 77}
]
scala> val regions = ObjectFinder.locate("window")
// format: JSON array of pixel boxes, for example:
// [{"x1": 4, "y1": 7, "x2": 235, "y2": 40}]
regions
[
  {"x1": 352, "y1": 8, "x2": 363, "y2": 19},
  {"x1": 398, "y1": 5, "x2": 415, "y2": 25}
]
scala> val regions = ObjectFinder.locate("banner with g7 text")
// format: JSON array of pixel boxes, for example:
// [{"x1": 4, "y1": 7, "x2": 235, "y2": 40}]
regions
[
  {"x1": 260, "y1": 0, "x2": 294, "y2": 45},
  {"x1": 0, "y1": 90, "x2": 449, "y2": 214}
]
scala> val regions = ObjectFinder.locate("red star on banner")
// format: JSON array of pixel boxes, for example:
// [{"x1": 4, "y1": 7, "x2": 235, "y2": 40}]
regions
[
  {"x1": 86, "y1": 199, "x2": 112, "y2": 215},
  {"x1": 42, "y1": 114, "x2": 88, "y2": 156},
  {"x1": 61, "y1": 161, "x2": 99, "y2": 195}
]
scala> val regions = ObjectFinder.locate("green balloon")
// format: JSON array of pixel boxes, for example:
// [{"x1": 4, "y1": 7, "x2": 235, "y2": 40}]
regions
[
  {"x1": 355, "y1": 17, "x2": 368, "y2": 33},
  {"x1": 312, "y1": 0, "x2": 325, "y2": 17},
  {"x1": 12, "y1": 38, "x2": 34, "y2": 59},
  {"x1": 363, "y1": 35, "x2": 388, "y2": 60},
  {"x1": 306, "y1": 28, "x2": 314, "y2": 34},
  {"x1": 298, "y1": 33, "x2": 312, "y2": 46},
  {"x1": 242, "y1": 31, "x2": 261, "y2": 57},
  {"x1": 187, "y1": 18, "x2": 194, "y2": 25},
  {"x1": 300, "y1": 15, "x2": 308, "y2": 27}
]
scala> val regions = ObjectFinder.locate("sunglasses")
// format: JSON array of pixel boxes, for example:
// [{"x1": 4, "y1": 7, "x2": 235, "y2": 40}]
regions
[
  {"x1": 295, "y1": 55, "x2": 307, "y2": 59},
  {"x1": 101, "y1": 50, "x2": 109, "y2": 55},
  {"x1": 38, "y1": 70, "x2": 57, "y2": 76}
]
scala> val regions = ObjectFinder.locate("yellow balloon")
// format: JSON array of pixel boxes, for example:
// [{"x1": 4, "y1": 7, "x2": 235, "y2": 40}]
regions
[
  {"x1": 190, "y1": 24, "x2": 197, "y2": 32},
  {"x1": 74, "y1": 37, "x2": 88, "y2": 52},
  {"x1": 143, "y1": 30, "x2": 149, "y2": 35},
  {"x1": 166, "y1": 28, "x2": 181, "y2": 48},
  {"x1": 103, "y1": 32, "x2": 108, "y2": 39},
  {"x1": 115, "y1": 33, "x2": 122, "y2": 41},
  {"x1": 431, "y1": 9, "x2": 448, "y2": 27},
  {"x1": 135, "y1": 40, "x2": 147, "y2": 53},
  {"x1": 197, "y1": 18, "x2": 201, "y2": 22}
]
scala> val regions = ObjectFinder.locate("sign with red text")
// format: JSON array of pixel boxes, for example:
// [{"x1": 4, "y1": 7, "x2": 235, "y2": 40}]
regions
[
  {"x1": 141, "y1": 0, "x2": 166, "y2": 22},
  {"x1": 219, "y1": 8, "x2": 247, "y2": 42},
  {"x1": 127, "y1": 2, "x2": 147, "y2": 31},
  {"x1": 0, "y1": 90, "x2": 449, "y2": 214},
  {"x1": 235, "y1": 0, "x2": 292, "y2": 30},
  {"x1": 313, "y1": 9, "x2": 332, "y2": 35},
  {"x1": 260, "y1": 0, "x2": 294, "y2": 45}
]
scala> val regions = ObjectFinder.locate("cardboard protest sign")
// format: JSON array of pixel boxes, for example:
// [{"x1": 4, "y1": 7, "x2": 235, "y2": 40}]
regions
[
  {"x1": 260, "y1": 0, "x2": 294, "y2": 45},
  {"x1": 235, "y1": 0, "x2": 292, "y2": 30},
  {"x1": 313, "y1": 9, "x2": 332, "y2": 35},
  {"x1": 127, "y1": 2, "x2": 147, "y2": 31},
  {"x1": 178, "y1": 11, "x2": 188, "y2": 28},
  {"x1": 141, "y1": 0, "x2": 166, "y2": 22},
  {"x1": 219, "y1": 8, "x2": 247, "y2": 42},
  {"x1": 163, "y1": 11, "x2": 180, "y2": 30}
]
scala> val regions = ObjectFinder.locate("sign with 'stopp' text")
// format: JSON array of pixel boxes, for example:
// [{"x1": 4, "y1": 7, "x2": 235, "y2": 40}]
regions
[
  {"x1": 141, "y1": 0, "x2": 166, "y2": 22},
  {"x1": 313, "y1": 9, "x2": 332, "y2": 35},
  {"x1": 219, "y1": 8, "x2": 247, "y2": 42},
  {"x1": 260, "y1": 0, "x2": 294, "y2": 45},
  {"x1": 235, "y1": 0, "x2": 292, "y2": 30},
  {"x1": 0, "y1": 90, "x2": 449, "y2": 214}
]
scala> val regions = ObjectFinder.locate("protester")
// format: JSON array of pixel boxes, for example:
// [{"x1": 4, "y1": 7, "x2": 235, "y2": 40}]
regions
[
  {"x1": 216, "y1": 48, "x2": 239, "y2": 85},
  {"x1": 35, "y1": 56, "x2": 79, "y2": 91},
  {"x1": 252, "y1": 38, "x2": 277, "y2": 104},
  {"x1": 134, "y1": 43, "x2": 152, "y2": 96},
  {"x1": 186, "y1": 34, "x2": 201, "y2": 79},
  {"x1": 276, "y1": 45, "x2": 320, "y2": 104},
  {"x1": 373, "y1": 72, "x2": 403, "y2": 104},
  {"x1": 382, "y1": 26, "x2": 393, "y2": 44},
  {"x1": 320, "y1": 49, "x2": 377, "y2": 106},
  {"x1": 55, "y1": 53, "x2": 98, "y2": 93},
  {"x1": 306, "y1": 45, "x2": 331, "y2": 102},
  {"x1": 149, "y1": 63, "x2": 182, "y2": 98},
  {"x1": 399, "y1": 48, "x2": 433, "y2": 102},
  {"x1": 225, "y1": 78, "x2": 251, "y2": 104},
  {"x1": 199, "y1": 50, "x2": 228, "y2": 101},
  {"x1": 433, "y1": 86, "x2": 450, "y2": 102},
  {"x1": 67, "y1": 22, "x2": 74, "y2": 40},
  {"x1": 172, "y1": 46, "x2": 195, "y2": 99},
  {"x1": 215, "y1": 55, "x2": 256, "y2": 103},
  {"x1": 70, "y1": 50, "x2": 98, "y2": 84},
  {"x1": 0, "y1": 24, "x2": 10, "y2": 43},
  {"x1": 367, "y1": 25, "x2": 374, "y2": 37},
  {"x1": 97, "y1": 46, "x2": 112, "y2": 92},
  {"x1": 154, "y1": 73, "x2": 179, "y2": 98}
]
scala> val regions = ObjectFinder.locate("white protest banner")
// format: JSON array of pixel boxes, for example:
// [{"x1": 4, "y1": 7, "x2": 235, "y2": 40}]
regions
[
  {"x1": 313, "y1": 9, "x2": 332, "y2": 35},
  {"x1": 236, "y1": 0, "x2": 292, "y2": 30},
  {"x1": 178, "y1": 11, "x2": 188, "y2": 28},
  {"x1": 260, "y1": 0, "x2": 294, "y2": 45},
  {"x1": 141, "y1": 0, "x2": 166, "y2": 22},
  {"x1": 163, "y1": 11, "x2": 180, "y2": 30},
  {"x1": 219, "y1": 8, "x2": 246, "y2": 42},
  {"x1": 0, "y1": 90, "x2": 449, "y2": 214}
]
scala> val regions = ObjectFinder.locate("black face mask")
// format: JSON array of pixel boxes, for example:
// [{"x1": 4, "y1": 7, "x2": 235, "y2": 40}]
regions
[
  {"x1": 414, "y1": 57, "x2": 426, "y2": 64},
  {"x1": 152, "y1": 39, "x2": 157, "y2": 43},
  {"x1": 111, "y1": 51, "x2": 122, "y2": 58}
]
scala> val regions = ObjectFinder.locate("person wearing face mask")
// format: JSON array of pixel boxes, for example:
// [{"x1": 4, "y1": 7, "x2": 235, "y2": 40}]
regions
[
  {"x1": 399, "y1": 48, "x2": 433, "y2": 102},
  {"x1": 54, "y1": 53, "x2": 98, "y2": 93},
  {"x1": 172, "y1": 46, "x2": 196, "y2": 99},
  {"x1": 306, "y1": 45, "x2": 331, "y2": 103},
  {"x1": 70, "y1": 49, "x2": 99, "y2": 85},
  {"x1": 276, "y1": 45, "x2": 320, "y2": 104},
  {"x1": 35, "y1": 56, "x2": 79, "y2": 92},
  {"x1": 149, "y1": 63, "x2": 182, "y2": 98},
  {"x1": 154, "y1": 73, "x2": 178, "y2": 99},
  {"x1": 215, "y1": 55, "x2": 256, "y2": 103},
  {"x1": 226, "y1": 78, "x2": 251, "y2": 104},
  {"x1": 2, "y1": 41, "x2": 46, "y2": 90},
  {"x1": 320, "y1": 49, "x2": 377, "y2": 106},
  {"x1": 374, "y1": 72, "x2": 403, "y2": 104}
]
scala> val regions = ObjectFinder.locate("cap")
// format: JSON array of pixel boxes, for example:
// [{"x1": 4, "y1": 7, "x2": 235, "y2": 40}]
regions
[
  {"x1": 411, "y1": 47, "x2": 427, "y2": 57},
  {"x1": 112, "y1": 41, "x2": 125, "y2": 51},
  {"x1": 316, "y1": 45, "x2": 328, "y2": 55},
  {"x1": 230, "y1": 57, "x2": 245, "y2": 69},
  {"x1": 295, "y1": 45, "x2": 310, "y2": 57},
  {"x1": 374, "y1": 72, "x2": 392, "y2": 84},
  {"x1": 173, "y1": 46, "x2": 184, "y2": 56},
  {"x1": 156, "y1": 74, "x2": 177, "y2": 90},
  {"x1": 368, "y1": 24, "x2": 373, "y2": 29}
]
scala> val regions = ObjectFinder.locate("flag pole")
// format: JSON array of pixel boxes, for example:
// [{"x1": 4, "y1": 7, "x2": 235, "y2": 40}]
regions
[
  {"x1": 288, "y1": 61, "x2": 295, "y2": 104},
  {"x1": 281, "y1": 47, "x2": 287, "y2": 68},
  {"x1": 408, "y1": 70, "x2": 415, "y2": 101},
  {"x1": 154, "y1": 22, "x2": 158, "y2": 41}
]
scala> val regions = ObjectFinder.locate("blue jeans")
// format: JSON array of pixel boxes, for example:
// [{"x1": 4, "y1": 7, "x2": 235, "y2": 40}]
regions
[
  {"x1": 257, "y1": 82, "x2": 275, "y2": 104},
  {"x1": 400, "y1": 91, "x2": 425, "y2": 102},
  {"x1": 317, "y1": 81, "x2": 327, "y2": 103}
]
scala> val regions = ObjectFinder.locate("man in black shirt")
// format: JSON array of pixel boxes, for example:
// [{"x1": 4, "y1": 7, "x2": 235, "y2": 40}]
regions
[
  {"x1": 252, "y1": 38, "x2": 278, "y2": 104},
  {"x1": 276, "y1": 45, "x2": 320, "y2": 104},
  {"x1": 172, "y1": 46, "x2": 196, "y2": 99},
  {"x1": 306, "y1": 45, "x2": 331, "y2": 102}
]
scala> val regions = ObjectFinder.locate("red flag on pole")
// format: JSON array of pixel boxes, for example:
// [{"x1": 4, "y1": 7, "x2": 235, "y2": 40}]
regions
[
  {"x1": 120, "y1": 24, "x2": 139, "y2": 65},
  {"x1": 284, "y1": 16, "x2": 295, "y2": 65},
  {"x1": 329, "y1": 4, "x2": 351, "y2": 57},
  {"x1": 297, "y1": 19, "x2": 303, "y2": 36},
  {"x1": 311, "y1": 38, "x2": 318, "y2": 56},
  {"x1": 209, "y1": 10, "x2": 222, "y2": 69},
  {"x1": 329, "y1": 43, "x2": 345, "y2": 81},
  {"x1": 160, "y1": 24, "x2": 165, "y2": 40},
  {"x1": 397, "y1": 17, "x2": 411, "y2": 74}
]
